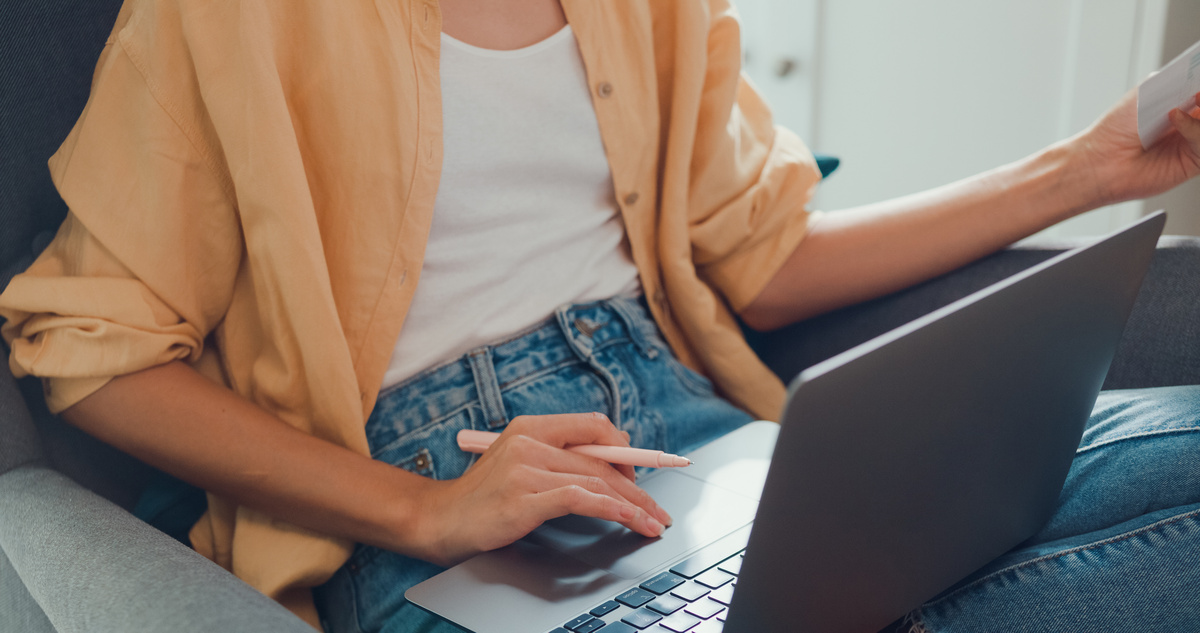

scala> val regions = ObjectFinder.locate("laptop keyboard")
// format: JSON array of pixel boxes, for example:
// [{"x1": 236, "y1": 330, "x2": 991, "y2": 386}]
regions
[{"x1": 547, "y1": 550, "x2": 744, "y2": 633}]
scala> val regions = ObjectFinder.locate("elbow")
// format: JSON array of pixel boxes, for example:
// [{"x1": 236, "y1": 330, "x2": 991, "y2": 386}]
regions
[{"x1": 738, "y1": 301, "x2": 790, "y2": 332}]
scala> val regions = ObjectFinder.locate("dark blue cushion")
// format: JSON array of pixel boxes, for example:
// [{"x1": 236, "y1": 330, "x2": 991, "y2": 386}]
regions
[
  {"x1": 0, "y1": 0, "x2": 124, "y2": 291},
  {"x1": 813, "y1": 154, "x2": 840, "y2": 179}
]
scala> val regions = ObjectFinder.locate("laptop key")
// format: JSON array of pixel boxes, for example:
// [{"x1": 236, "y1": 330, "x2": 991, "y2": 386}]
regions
[
  {"x1": 549, "y1": 629, "x2": 571, "y2": 633},
  {"x1": 576, "y1": 619, "x2": 606, "y2": 633},
  {"x1": 716, "y1": 556, "x2": 742, "y2": 575},
  {"x1": 708, "y1": 584, "x2": 735, "y2": 605},
  {"x1": 693, "y1": 619, "x2": 724, "y2": 632},
  {"x1": 659, "y1": 611, "x2": 703, "y2": 632},
  {"x1": 647, "y1": 594, "x2": 687, "y2": 615},
  {"x1": 669, "y1": 543, "x2": 747, "y2": 579},
  {"x1": 620, "y1": 607, "x2": 664, "y2": 629},
  {"x1": 565, "y1": 615, "x2": 594, "y2": 630},
  {"x1": 616, "y1": 587, "x2": 656, "y2": 608},
  {"x1": 640, "y1": 571, "x2": 686, "y2": 595},
  {"x1": 590, "y1": 600, "x2": 620, "y2": 617},
  {"x1": 685, "y1": 598, "x2": 724, "y2": 620},
  {"x1": 694, "y1": 569, "x2": 734, "y2": 589},
  {"x1": 670, "y1": 581, "x2": 711, "y2": 602},
  {"x1": 600, "y1": 623, "x2": 638, "y2": 633}
]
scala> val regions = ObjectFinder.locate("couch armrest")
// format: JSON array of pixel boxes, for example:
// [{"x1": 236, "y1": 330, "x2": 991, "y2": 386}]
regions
[
  {"x1": 1108, "y1": 236, "x2": 1200, "y2": 388},
  {"x1": 746, "y1": 236, "x2": 1200, "y2": 390},
  {"x1": 0, "y1": 466, "x2": 314, "y2": 633},
  {"x1": 0, "y1": 352, "x2": 44, "y2": 475},
  {"x1": 0, "y1": 545, "x2": 54, "y2": 633}
]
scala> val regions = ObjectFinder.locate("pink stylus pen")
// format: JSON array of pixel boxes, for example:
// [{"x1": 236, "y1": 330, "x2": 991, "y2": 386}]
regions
[{"x1": 456, "y1": 429, "x2": 692, "y2": 468}]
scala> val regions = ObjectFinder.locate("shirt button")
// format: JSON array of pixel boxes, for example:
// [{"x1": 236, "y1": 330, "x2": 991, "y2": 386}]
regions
[
  {"x1": 623, "y1": 192, "x2": 639, "y2": 206},
  {"x1": 597, "y1": 81, "x2": 614, "y2": 98}
]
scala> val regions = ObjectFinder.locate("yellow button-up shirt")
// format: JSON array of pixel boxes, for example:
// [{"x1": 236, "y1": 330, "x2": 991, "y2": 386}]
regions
[{"x1": 0, "y1": 0, "x2": 819, "y2": 624}]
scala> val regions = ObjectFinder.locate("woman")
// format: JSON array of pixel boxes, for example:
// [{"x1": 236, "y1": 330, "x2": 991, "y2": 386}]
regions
[{"x1": 2, "y1": 0, "x2": 1199, "y2": 631}]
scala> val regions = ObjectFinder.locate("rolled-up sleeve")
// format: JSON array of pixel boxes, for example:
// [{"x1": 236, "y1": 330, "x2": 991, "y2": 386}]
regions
[
  {"x1": 0, "y1": 28, "x2": 240, "y2": 413},
  {"x1": 686, "y1": 0, "x2": 823, "y2": 313}
]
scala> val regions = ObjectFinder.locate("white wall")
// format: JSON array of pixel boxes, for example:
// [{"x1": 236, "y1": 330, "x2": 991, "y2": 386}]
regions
[{"x1": 738, "y1": 0, "x2": 1200, "y2": 237}]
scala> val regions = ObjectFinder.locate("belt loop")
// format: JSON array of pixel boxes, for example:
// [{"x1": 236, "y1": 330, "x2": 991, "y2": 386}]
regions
[
  {"x1": 608, "y1": 295, "x2": 658, "y2": 359},
  {"x1": 556, "y1": 304, "x2": 594, "y2": 360},
  {"x1": 467, "y1": 347, "x2": 509, "y2": 429},
  {"x1": 555, "y1": 303, "x2": 624, "y2": 429}
]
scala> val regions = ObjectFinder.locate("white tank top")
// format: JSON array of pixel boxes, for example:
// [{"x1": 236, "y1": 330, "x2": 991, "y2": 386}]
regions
[{"x1": 382, "y1": 25, "x2": 641, "y2": 389}]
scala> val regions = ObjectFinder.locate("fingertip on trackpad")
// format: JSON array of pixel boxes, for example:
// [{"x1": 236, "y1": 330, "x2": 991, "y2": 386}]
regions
[{"x1": 525, "y1": 470, "x2": 758, "y2": 579}]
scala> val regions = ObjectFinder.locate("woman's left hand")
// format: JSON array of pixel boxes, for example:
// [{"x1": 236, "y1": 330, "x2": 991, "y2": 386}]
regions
[{"x1": 1070, "y1": 89, "x2": 1200, "y2": 206}]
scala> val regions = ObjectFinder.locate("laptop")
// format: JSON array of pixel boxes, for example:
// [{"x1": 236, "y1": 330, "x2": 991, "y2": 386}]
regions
[{"x1": 406, "y1": 211, "x2": 1166, "y2": 633}]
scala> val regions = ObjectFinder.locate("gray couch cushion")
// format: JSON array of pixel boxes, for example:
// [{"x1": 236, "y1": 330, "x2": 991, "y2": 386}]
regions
[
  {"x1": 0, "y1": 545, "x2": 55, "y2": 633},
  {"x1": 1108, "y1": 236, "x2": 1200, "y2": 388},
  {"x1": 0, "y1": 466, "x2": 313, "y2": 633},
  {"x1": 0, "y1": 363, "x2": 43, "y2": 475},
  {"x1": 17, "y1": 373, "x2": 155, "y2": 511}
]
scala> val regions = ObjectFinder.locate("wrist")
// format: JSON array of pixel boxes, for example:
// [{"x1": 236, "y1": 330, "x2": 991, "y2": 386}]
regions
[
  {"x1": 1007, "y1": 139, "x2": 1106, "y2": 227},
  {"x1": 406, "y1": 477, "x2": 456, "y2": 565},
  {"x1": 362, "y1": 466, "x2": 450, "y2": 563},
  {"x1": 1049, "y1": 108, "x2": 1155, "y2": 211}
]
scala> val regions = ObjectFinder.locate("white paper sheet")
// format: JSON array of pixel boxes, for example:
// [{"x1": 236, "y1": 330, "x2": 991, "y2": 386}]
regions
[{"x1": 1138, "y1": 39, "x2": 1200, "y2": 149}]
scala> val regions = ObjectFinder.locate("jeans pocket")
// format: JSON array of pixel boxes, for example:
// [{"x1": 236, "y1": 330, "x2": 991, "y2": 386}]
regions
[{"x1": 370, "y1": 404, "x2": 483, "y2": 481}]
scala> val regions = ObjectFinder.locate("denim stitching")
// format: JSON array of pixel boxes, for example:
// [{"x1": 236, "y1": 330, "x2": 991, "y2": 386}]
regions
[
  {"x1": 375, "y1": 312, "x2": 573, "y2": 399},
  {"x1": 468, "y1": 348, "x2": 508, "y2": 428},
  {"x1": 920, "y1": 507, "x2": 1200, "y2": 609},
  {"x1": 1076, "y1": 424, "x2": 1200, "y2": 454},
  {"x1": 607, "y1": 295, "x2": 657, "y2": 358},
  {"x1": 591, "y1": 334, "x2": 636, "y2": 354},
  {"x1": 496, "y1": 356, "x2": 590, "y2": 392},
  {"x1": 368, "y1": 405, "x2": 476, "y2": 459},
  {"x1": 345, "y1": 552, "x2": 367, "y2": 633},
  {"x1": 901, "y1": 612, "x2": 929, "y2": 633},
  {"x1": 555, "y1": 304, "x2": 622, "y2": 427}
]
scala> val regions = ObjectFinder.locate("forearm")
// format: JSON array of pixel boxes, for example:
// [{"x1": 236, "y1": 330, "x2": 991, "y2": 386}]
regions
[
  {"x1": 741, "y1": 141, "x2": 1098, "y2": 330},
  {"x1": 60, "y1": 361, "x2": 671, "y2": 567},
  {"x1": 742, "y1": 88, "x2": 1200, "y2": 331},
  {"x1": 60, "y1": 361, "x2": 437, "y2": 556}
]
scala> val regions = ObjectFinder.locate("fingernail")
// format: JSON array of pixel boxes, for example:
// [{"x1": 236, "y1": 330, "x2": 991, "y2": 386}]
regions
[
  {"x1": 659, "y1": 509, "x2": 673, "y2": 527},
  {"x1": 647, "y1": 517, "x2": 665, "y2": 536}
]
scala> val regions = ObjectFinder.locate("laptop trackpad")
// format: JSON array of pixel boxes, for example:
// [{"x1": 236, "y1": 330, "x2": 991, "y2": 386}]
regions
[{"x1": 524, "y1": 470, "x2": 758, "y2": 579}]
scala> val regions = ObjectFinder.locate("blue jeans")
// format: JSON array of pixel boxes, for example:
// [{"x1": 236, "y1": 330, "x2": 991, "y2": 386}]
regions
[
  {"x1": 313, "y1": 294, "x2": 1200, "y2": 633},
  {"x1": 314, "y1": 295, "x2": 754, "y2": 633}
]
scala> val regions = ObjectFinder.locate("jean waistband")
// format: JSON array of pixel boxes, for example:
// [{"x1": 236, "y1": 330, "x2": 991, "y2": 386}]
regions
[{"x1": 367, "y1": 293, "x2": 664, "y2": 442}]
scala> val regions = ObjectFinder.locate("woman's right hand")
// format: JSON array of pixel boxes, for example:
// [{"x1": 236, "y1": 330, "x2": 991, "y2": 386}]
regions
[{"x1": 411, "y1": 412, "x2": 674, "y2": 567}]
